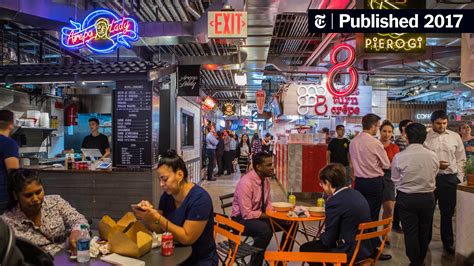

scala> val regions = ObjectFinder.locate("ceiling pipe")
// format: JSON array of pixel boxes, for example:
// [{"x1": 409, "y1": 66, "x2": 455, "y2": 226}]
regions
[
  {"x1": 164, "y1": 0, "x2": 181, "y2": 20},
  {"x1": 182, "y1": 0, "x2": 201, "y2": 20},
  {"x1": 173, "y1": 0, "x2": 189, "y2": 21},
  {"x1": 155, "y1": 0, "x2": 174, "y2": 21}
]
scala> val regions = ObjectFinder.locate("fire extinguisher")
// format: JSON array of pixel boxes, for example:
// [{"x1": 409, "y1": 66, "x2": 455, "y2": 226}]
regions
[{"x1": 65, "y1": 103, "x2": 78, "y2": 126}]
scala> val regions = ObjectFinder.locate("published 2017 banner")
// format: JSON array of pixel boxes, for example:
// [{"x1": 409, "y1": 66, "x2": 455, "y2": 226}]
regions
[{"x1": 308, "y1": 9, "x2": 474, "y2": 33}]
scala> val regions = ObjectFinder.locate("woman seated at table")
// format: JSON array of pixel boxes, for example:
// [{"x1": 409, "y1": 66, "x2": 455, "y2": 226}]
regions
[
  {"x1": 132, "y1": 150, "x2": 217, "y2": 266},
  {"x1": 1, "y1": 169, "x2": 88, "y2": 256},
  {"x1": 300, "y1": 164, "x2": 374, "y2": 265}
]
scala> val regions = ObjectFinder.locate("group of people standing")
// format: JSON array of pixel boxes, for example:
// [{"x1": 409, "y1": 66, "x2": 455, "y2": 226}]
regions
[
  {"x1": 205, "y1": 125, "x2": 274, "y2": 181},
  {"x1": 325, "y1": 110, "x2": 470, "y2": 266}
]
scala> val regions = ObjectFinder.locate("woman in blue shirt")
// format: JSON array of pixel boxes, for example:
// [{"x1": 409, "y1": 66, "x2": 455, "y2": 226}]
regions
[{"x1": 133, "y1": 150, "x2": 217, "y2": 265}]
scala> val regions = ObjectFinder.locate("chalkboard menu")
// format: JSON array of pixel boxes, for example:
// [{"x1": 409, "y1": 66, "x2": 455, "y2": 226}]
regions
[{"x1": 114, "y1": 80, "x2": 153, "y2": 167}]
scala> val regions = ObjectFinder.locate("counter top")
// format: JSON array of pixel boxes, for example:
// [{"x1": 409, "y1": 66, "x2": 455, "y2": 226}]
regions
[
  {"x1": 457, "y1": 183, "x2": 474, "y2": 194},
  {"x1": 25, "y1": 166, "x2": 154, "y2": 173}
]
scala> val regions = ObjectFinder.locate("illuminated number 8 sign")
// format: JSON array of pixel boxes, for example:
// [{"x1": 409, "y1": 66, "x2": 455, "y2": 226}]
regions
[{"x1": 326, "y1": 43, "x2": 359, "y2": 97}]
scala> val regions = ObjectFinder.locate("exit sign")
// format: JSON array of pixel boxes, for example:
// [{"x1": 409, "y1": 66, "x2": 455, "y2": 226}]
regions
[{"x1": 208, "y1": 11, "x2": 247, "y2": 38}]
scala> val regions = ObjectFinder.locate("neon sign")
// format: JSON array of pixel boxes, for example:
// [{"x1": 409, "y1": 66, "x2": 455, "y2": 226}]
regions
[
  {"x1": 363, "y1": 0, "x2": 426, "y2": 53},
  {"x1": 326, "y1": 43, "x2": 358, "y2": 97},
  {"x1": 61, "y1": 9, "x2": 139, "y2": 54}
]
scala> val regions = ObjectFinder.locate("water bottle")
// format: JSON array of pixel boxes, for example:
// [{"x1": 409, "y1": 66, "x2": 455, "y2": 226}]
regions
[{"x1": 76, "y1": 224, "x2": 91, "y2": 263}]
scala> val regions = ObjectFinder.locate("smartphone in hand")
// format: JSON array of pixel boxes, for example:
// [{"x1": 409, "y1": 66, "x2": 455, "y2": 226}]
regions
[{"x1": 131, "y1": 204, "x2": 146, "y2": 211}]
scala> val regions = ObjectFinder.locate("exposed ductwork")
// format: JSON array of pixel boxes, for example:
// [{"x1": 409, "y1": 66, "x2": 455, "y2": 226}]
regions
[
  {"x1": 155, "y1": 0, "x2": 174, "y2": 21},
  {"x1": 164, "y1": 0, "x2": 182, "y2": 21},
  {"x1": 182, "y1": 0, "x2": 201, "y2": 20},
  {"x1": 173, "y1": 0, "x2": 189, "y2": 21}
]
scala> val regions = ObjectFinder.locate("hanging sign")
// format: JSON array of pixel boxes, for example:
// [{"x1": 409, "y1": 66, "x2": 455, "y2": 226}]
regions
[
  {"x1": 202, "y1": 96, "x2": 217, "y2": 110},
  {"x1": 61, "y1": 9, "x2": 139, "y2": 54},
  {"x1": 222, "y1": 102, "x2": 236, "y2": 116},
  {"x1": 326, "y1": 43, "x2": 358, "y2": 97},
  {"x1": 284, "y1": 83, "x2": 372, "y2": 117},
  {"x1": 363, "y1": 0, "x2": 426, "y2": 53},
  {"x1": 208, "y1": 11, "x2": 247, "y2": 38},
  {"x1": 178, "y1": 65, "x2": 200, "y2": 96},
  {"x1": 256, "y1": 90, "x2": 266, "y2": 114}
]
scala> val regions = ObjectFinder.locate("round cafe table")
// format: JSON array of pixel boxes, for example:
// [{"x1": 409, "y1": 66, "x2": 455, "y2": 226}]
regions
[
  {"x1": 266, "y1": 209, "x2": 325, "y2": 251},
  {"x1": 54, "y1": 245, "x2": 192, "y2": 265}
]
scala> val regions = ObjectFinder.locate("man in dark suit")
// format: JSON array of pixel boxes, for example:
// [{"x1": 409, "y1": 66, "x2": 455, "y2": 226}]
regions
[{"x1": 300, "y1": 164, "x2": 374, "y2": 265}]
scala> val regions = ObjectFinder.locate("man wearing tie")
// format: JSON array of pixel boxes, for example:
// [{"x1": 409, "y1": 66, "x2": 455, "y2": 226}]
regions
[
  {"x1": 231, "y1": 152, "x2": 290, "y2": 266},
  {"x1": 424, "y1": 110, "x2": 466, "y2": 255}
]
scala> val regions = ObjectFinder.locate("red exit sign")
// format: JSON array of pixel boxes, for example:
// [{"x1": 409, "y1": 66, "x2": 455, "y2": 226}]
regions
[{"x1": 208, "y1": 11, "x2": 247, "y2": 38}]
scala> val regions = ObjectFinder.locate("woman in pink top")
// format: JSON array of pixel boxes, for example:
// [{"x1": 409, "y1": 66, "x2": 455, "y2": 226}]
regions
[{"x1": 380, "y1": 120, "x2": 400, "y2": 245}]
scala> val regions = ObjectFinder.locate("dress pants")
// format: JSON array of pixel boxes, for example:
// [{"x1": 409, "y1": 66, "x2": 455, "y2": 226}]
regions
[
  {"x1": 434, "y1": 173, "x2": 459, "y2": 248},
  {"x1": 206, "y1": 149, "x2": 216, "y2": 180},
  {"x1": 397, "y1": 191, "x2": 435, "y2": 266},
  {"x1": 224, "y1": 151, "x2": 233, "y2": 174},
  {"x1": 393, "y1": 201, "x2": 402, "y2": 228},
  {"x1": 354, "y1": 176, "x2": 383, "y2": 247},
  {"x1": 233, "y1": 216, "x2": 292, "y2": 266},
  {"x1": 216, "y1": 152, "x2": 224, "y2": 175}
]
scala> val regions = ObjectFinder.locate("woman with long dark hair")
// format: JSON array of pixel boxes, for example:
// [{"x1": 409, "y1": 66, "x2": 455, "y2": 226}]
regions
[
  {"x1": 237, "y1": 134, "x2": 251, "y2": 173},
  {"x1": 1, "y1": 169, "x2": 87, "y2": 256},
  {"x1": 251, "y1": 133, "x2": 262, "y2": 155}
]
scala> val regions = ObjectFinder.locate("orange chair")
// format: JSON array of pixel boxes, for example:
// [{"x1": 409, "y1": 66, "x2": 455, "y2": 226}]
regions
[
  {"x1": 349, "y1": 217, "x2": 393, "y2": 266},
  {"x1": 265, "y1": 251, "x2": 347, "y2": 266},
  {"x1": 214, "y1": 213, "x2": 244, "y2": 266}
]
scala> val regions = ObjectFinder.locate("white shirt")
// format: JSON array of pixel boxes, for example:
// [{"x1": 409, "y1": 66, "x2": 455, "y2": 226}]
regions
[
  {"x1": 424, "y1": 129, "x2": 466, "y2": 181},
  {"x1": 391, "y1": 144, "x2": 439, "y2": 194}
]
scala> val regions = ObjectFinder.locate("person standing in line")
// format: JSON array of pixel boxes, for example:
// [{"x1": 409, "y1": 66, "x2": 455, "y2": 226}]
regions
[
  {"x1": 459, "y1": 122, "x2": 474, "y2": 158},
  {"x1": 327, "y1": 125, "x2": 352, "y2": 186},
  {"x1": 223, "y1": 131, "x2": 233, "y2": 175},
  {"x1": 379, "y1": 120, "x2": 400, "y2": 246},
  {"x1": 262, "y1": 133, "x2": 271, "y2": 153},
  {"x1": 216, "y1": 131, "x2": 225, "y2": 176},
  {"x1": 392, "y1": 119, "x2": 413, "y2": 233},
  {"x1": 237, "y1": 134, "x2": 252, "y2": 174},
  {"x1": 251, "y1": 133, "x2": 262, "y2": 156},
  {"x1": 349, "y1": 113, "x2": 391, "y2": 261},
  {"x1": 0, "y1": 110, "x2": 20, "y2": 214},
  {"x1": 392, "y1": 123, "x2": 439, "y2": 266},
  {"x1": 230, "y1": 133, "x2": 238, "y2": 173},
  {"x1": 424, "y1": 110, "x2": 466, "y2": 255},
  {"x1": 205, "y1": 126, "x2": 218, "y2": 181}
]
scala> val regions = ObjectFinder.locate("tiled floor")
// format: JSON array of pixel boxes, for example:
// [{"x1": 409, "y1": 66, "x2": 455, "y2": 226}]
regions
[{"x1": 201, "y1": 172, "x2": 457, "y2": 266}]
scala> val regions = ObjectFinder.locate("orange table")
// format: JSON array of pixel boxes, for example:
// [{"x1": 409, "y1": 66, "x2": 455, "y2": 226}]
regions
[{"x1": 266, "y1": 209, "x2": 325, "y2": 252}]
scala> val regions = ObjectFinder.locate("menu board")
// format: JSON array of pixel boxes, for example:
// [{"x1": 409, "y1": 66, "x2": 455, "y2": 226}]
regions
[{"x1": 114, "y1": 80, "x2": 153, "y2": 167}]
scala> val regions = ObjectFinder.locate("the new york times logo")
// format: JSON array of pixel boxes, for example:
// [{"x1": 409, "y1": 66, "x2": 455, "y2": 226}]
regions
[
  {"x1": 308, "y1": 9, "x2": 474, "y2": 33},
  {"x1": 314, "y1": 14, "x2": 326, "y2": 29}
]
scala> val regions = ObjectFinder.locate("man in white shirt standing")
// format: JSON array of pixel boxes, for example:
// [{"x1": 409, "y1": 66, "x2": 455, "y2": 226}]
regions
[
  {"x1": 424, "y1": 110, "x2": 466, "y2": 255},
  {"x1": 392, "y1": 123, "x2": 439, "y2": 266}
]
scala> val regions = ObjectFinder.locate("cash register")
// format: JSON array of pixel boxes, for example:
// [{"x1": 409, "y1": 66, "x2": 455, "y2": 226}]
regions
[{"x1": 81, "y1": 149, "x2": 112, "y2": 169}]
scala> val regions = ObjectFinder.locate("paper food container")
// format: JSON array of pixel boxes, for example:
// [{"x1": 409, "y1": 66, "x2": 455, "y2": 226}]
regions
[{"x1": 98, "y1": 212, "x2": 153, "y2": 258}]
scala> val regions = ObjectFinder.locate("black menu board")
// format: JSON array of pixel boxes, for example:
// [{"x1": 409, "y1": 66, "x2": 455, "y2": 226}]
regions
[{"x1": 113, "y1": 80, "x2": 153, "y2": 167}]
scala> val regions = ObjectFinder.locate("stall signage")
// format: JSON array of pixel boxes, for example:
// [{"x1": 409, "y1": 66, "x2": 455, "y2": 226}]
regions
[
  {"x1": 222, "y1": 102, "x2": 236, "y2": 116},
  {"x1": 61, "y1": 9, "x2": 139, "y2": 54},
  {"x1": 252, "y1": 110, "x2": 266, "y2": 122},
  {"x1": 326, "y1": 43, "x2": 358, "y2": 97},
  {"x1": 284, "y1": 83, "x2": 372, "y2": 117},
  {"x1": 202, "y1": 96, "x2": 217, "y2": 110},
  {"x1": 416, "y1": 113, "x2": 431, "y2": 120},
  {"x1": 178, "y1": 65, "x2": 200, "y2": 96},
  {"x1": 363, "y1": 0, "x2": 426, "y2": 53},
  {"x1": 246, "y1": 122, "x2": 258, "y2": 130},
  {"x1": 208, "y1": 11, "x2": 247, "y2": 38}
]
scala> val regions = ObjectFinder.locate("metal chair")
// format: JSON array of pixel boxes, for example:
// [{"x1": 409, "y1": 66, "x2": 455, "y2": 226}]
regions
[
  {"x1": 265, "y1": 251, "x2": 347, "y2": 266},
  {"x1": 349, "y1": 217, "x2": 393, "y2": 266},
  {"x1": 214, "y1": 213, "x2": 262, "y2": 265}
]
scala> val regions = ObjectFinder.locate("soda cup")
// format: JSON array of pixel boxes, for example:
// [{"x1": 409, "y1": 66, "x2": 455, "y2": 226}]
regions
[
  {"x1": 161, "y1": 232, "x2": 174, "y2": 256},
  {"x1": 316, "y1": 197, "x2": 325, "y2": 207},
  {"x1": 288, "y1": 194, "x2": 296, "y2": 205}
]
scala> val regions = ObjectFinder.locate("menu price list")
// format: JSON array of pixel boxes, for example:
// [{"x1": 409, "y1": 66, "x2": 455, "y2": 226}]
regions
[{"x1": 114, "y1": 81, "x2": 153, "y2": 167}]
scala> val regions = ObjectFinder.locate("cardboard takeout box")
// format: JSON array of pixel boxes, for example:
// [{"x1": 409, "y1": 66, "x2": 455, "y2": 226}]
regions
[{"x1": 98, "y1": 212, "x2": 152, "y2": 258}]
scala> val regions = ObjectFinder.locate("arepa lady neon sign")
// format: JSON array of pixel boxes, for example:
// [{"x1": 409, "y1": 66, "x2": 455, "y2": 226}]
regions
[{"x1": 61, "y1": 9, "x2": 139, "y2": 54}]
